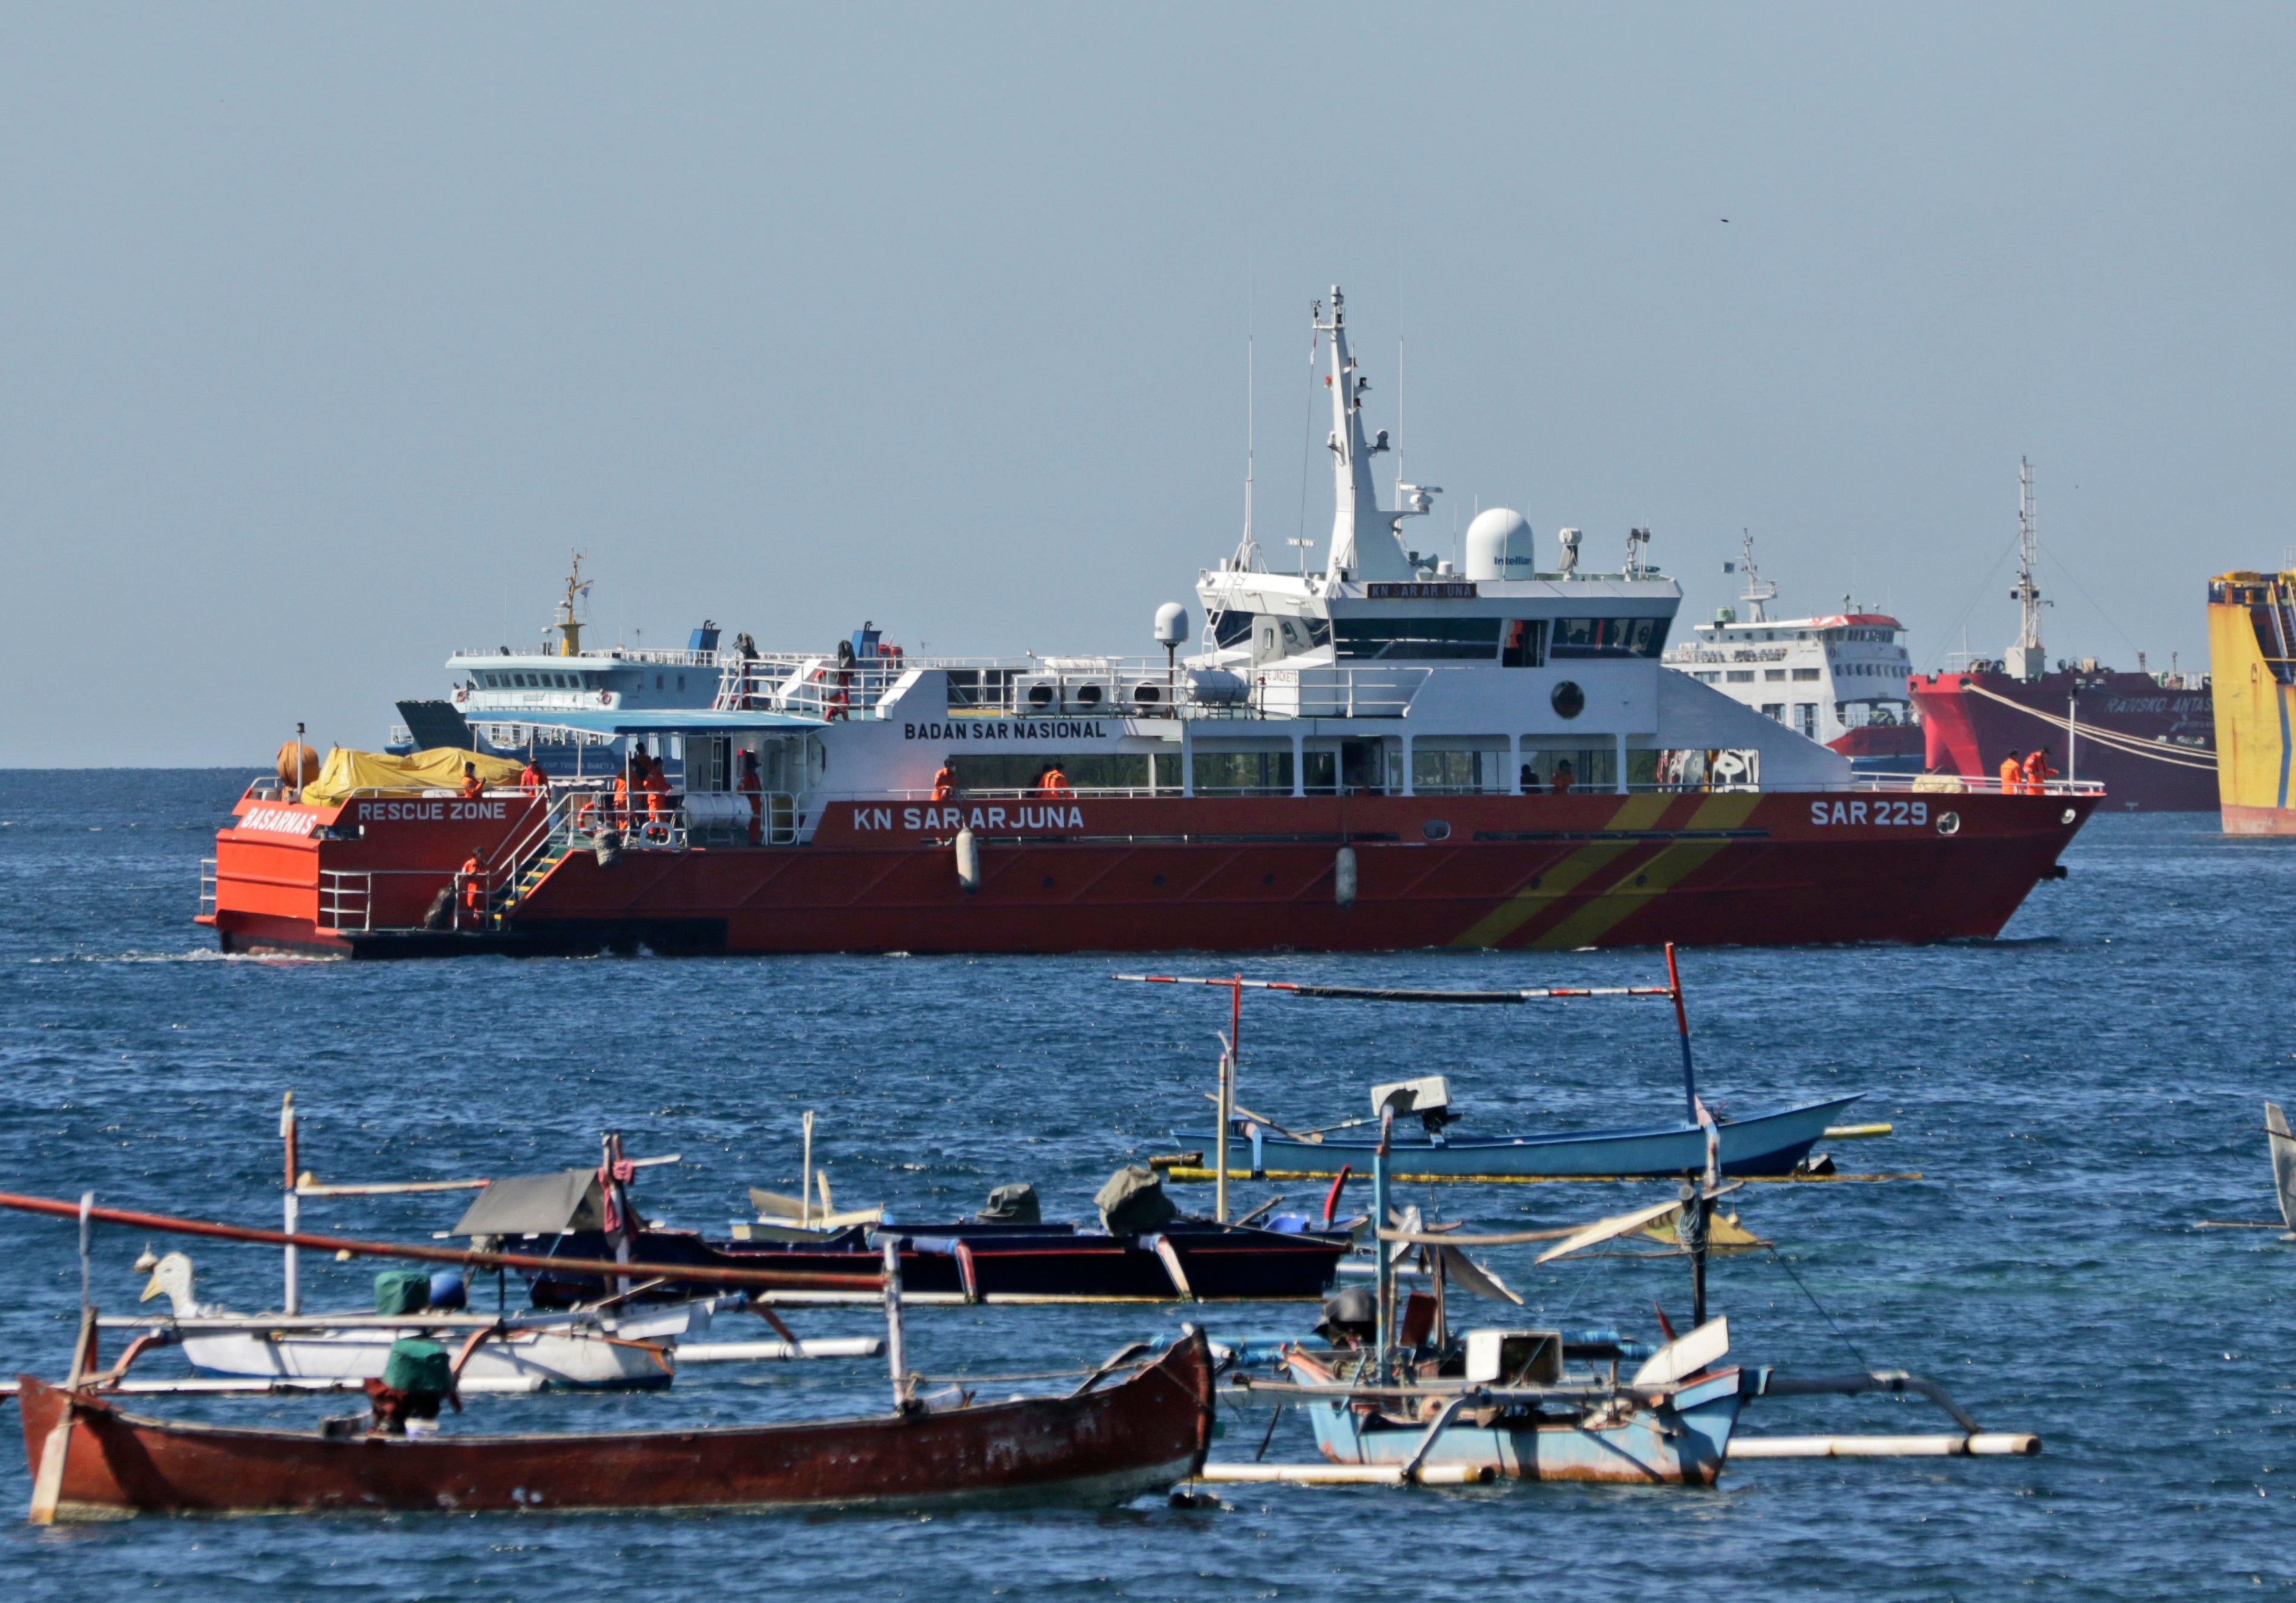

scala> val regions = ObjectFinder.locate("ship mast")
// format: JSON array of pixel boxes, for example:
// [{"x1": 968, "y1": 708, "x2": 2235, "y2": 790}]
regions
[
  {"x1": 1230, "y1": 337, "x2": 1261, "y2": 573},
  {"x1": 1736, "y1": 532, "x2": 1777, "y2": 624},
  {"x1": 557, "y1": 552, "x2": 587, "y2": 658},
  {"x1": 1316, "y1": 287, "x2": 1436, "y2": 583},
  {"x1": 2009, "y1": 457, "x2": 2046, "y2": 681}
]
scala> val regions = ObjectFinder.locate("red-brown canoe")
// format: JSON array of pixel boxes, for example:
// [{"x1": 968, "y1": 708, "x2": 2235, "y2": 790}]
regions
[{"x1": 16, "y1": 1333, "x2": 1213, "y2": 1520}]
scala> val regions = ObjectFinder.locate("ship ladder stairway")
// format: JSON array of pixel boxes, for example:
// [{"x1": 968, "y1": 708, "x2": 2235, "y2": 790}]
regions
[{"x1": 493, "y1": 792, "x2": 581, "y2": 926}]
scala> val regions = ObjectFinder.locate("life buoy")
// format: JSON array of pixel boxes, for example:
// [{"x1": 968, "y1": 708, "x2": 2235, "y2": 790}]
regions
[
  {"x1": 453, "y1": 686, "x2": 468, "y2": 705},
  {"x1": 598, "y1": 690, "x2": 612, "y2": 705}
]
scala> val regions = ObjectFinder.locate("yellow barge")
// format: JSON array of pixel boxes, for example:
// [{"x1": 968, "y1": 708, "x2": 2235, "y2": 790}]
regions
[{"x1": 2208, "y1": 570, "x2": 2296, "y2": 834}]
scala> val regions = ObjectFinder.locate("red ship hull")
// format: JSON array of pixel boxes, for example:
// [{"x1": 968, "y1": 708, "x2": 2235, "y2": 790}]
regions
[
  {"x1": 1908, "y1": 670, "x2": 2216, "y2": 812},
  {"x1": 203, "y1": 788, "x2": 2094, "y2": 957}
]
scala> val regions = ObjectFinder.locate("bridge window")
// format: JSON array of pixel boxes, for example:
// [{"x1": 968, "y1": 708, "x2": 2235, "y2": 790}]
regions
[
  {"x1": 1333, "y1": 617, "x2": 1501, "y2": 660},
  {"x1": 1212, "y1": 610, "x2": 1256, "y2": 651},
  {"x1": 1502, "y1": 619, "x2": 1546, "y2": 667},
  {"x1": 1550, "y1": 616, "x2": 1671, "y2": 658}
]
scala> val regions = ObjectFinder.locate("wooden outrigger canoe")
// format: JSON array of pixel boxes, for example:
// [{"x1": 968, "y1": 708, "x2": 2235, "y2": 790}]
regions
[
  {"x1": 1186, "y1": 1094, "x2": 1864, "y2": 1181},
  {"x1": 14, "y1": 1330, "x2": 1214, "y2": 1520}
]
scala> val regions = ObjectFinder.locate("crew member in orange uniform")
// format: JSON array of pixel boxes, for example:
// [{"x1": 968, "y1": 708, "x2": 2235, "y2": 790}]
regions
[
  {"x1": 1038, "y1": 765, "x2": 1071, "y2": 798},
  {"x1": 459, "y1": 852, "x2": 487, "y2": 923},
  {"x1": 519, "y1": 757, "x2": 549, "y2": 795},
  {"x1": 2021, "y1": 746, "x2": 2055, "y2": 794},
  {"x1": 1998, "y1": 750, "x2": 2023, "y2": 792},
  {"x1": 459, "y1": 762, "x2": 485, "y2": 799},
  {"x1": 931, "y1": 764, "x2": 956, "y2": 801},
  {"x1": 641, "y1": 753, "x2": 673, "y2": 836}
]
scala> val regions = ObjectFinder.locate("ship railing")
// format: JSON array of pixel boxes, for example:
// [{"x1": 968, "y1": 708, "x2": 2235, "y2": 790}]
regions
[
  {"x1": 1822, "y1": 774, "x2": 2106, "y2": 797},
  {"x1": 551, "y1": 792, "x2": 800, "y2": 849},
  {"x1": 316, "y1": 870, "x2": 373, "y2": 933},
  {"x1": 197, "y1": 859, "x2": 217, "y2": 919},
  {"x1": 452, "y1": 645, "x2": 732, "y2": 668},
  {"x1": 882, "y1": 785, "x2": 1174, "y2": 802},
  {"x1": 710, "y1": 654, "x2": 1428, "y2": 722}
]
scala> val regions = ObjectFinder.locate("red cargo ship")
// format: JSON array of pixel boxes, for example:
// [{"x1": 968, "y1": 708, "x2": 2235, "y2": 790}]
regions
[
  {"x1": 199, "y1": 288, "x2": 2096, "y2": 958},
  {"x1": 1905, "y1": 461, "x2": 2214, "y2": 811}
]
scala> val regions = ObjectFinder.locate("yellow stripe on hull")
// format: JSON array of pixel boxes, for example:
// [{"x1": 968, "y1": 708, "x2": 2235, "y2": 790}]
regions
[{"x1": 1450, "y1": 793, "x2": 1764, "y2": 950}]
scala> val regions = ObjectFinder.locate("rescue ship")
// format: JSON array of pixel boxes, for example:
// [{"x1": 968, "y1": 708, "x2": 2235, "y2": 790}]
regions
[
  {"x1": 198, "y1": 287, "x2": 2097, "y2": 959},
  {"x1": 1908, "y1": 460, "x2": 2216, "y2": 811},
  {"x1": 2206, "y1": 567, "x2": 2296, "y2": 834}
]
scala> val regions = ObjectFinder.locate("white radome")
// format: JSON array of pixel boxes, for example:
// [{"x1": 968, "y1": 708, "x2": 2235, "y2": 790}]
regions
[
  {"x1": 1463, "y1": 508, "x2": 1536, "y2": 581},
  {"x1": 1153, "y1": 601, "x2": 1189, "y2": 645}
]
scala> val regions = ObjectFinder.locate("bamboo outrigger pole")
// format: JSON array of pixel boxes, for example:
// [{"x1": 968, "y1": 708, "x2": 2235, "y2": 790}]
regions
[{"x1": 0, "y1": 1190, "x2": 886, "y2": 1294}]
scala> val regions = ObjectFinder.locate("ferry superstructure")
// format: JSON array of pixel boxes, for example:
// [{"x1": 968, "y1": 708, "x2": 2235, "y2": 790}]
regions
[
  {"x1": 1661, "y1": 538, "x2": 1922, "y2": 774},
  {"x1": 199, "y1": 287, "x2": 2096, "y2": 958}
]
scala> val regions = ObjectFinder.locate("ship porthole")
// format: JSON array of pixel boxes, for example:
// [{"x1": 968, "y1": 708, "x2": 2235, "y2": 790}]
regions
[
  {"x1": 1936, "y1": 811, "x2": 1961, "y2": 836},
  {"x1": 1421, "y1": 819, "x2": 1451, "y2": 841},
  {"x1": 2061, "y1": 807, "x2": 2077, "y2": 824},
  {"x1": 1550, "y1": 681, "x2": 1585, "y2": 719}
]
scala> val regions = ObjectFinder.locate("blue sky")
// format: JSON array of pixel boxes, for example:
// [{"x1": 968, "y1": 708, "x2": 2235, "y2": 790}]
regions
[{"x1": 4, "y1": 4, "x2": 2289, "y2": 762}]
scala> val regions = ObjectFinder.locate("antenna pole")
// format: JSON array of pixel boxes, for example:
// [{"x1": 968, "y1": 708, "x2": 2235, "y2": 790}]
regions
[
  {"x1": 2012, "y1": 457, "x2": 2044, "y2": 680},
  {"x1": 1394, "y1": 335, "x2": 1404, "y2": 508},
  {"x1": 1241, "y1": 336, "x2": 1257, "y2": 570}
]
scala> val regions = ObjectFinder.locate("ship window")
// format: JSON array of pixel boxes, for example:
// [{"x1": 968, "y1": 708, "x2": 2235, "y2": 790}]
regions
[
  {"x1": 1212, "y1": 610, "x2": 1257, "y2": 651},
  {"x1": 1695, "y1": 671, "x2": 1720, "y2": 684},
  {"x1": 1188, "y1": 749, "x2": 1295, "y2": 796},
  {"x1": 1502, "y1": 619, "x2": 1546, "y2": 667},
  {"x1": 1764, "y1": 668, "x2": 1786, "y2": 682},
  {"x1": 946, "y1": 754, "x2": 1151, "y2": 794},
  {"x1": 1793, "y1": 668, "x2": 1820, "y2": 681},
  {"x1": 1333, "y1": 617, "x2": 1501, "y2": 660},
  {"x1": 1761, "y1": 704, "x2": 1785, "y2": 720},
  {"x1": 1549, "y1": 616, "x2": 1671, "y2": 659},
  {"x1": 1726, "y1": 670, "x2": 1756, "y2": 683}
]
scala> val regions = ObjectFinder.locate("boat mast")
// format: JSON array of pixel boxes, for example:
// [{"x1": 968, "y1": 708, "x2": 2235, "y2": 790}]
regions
[
  {"x1": 1737, "y1": 533, "x2": 1776, "y2": 624},
  {"x1": 558, "y1": 552, "x2": 588, "y2": 659},
  {"x1": 1230, "y1": 339, "x2": 1261, "y2": 573},
  {"x1": 1317, "y1": 287, "x2": 1432, "y2": 583},
  {"x1": 2009, "y1": 459, "x2": 2046, "y2": 681}
]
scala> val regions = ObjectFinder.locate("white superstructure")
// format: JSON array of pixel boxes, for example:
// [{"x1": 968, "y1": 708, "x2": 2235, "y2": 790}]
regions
[
  {"x1": 1662, "y1": 537, "x2": 1916, "y2": 748},
  {"x1": 407, "y1": 286, "x2": 1853, "y2": 815}
]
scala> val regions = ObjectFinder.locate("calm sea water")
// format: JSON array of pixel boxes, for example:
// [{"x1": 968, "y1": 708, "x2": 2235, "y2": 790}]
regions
[{"x1": 1, "y1": 769, "x2": 2289, "y2": 1601}]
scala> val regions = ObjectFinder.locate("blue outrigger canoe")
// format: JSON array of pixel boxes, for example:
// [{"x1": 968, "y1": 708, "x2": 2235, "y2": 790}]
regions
[{"x1": 1183, "y1": 1092, "x2": 1862, "y2": 1180}]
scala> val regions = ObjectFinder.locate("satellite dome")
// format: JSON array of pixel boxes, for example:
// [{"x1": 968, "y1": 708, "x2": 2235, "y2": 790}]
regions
[
  {"x1": 1153, "y1": 602, "x2": 1189, "y2": 645},
  {"x1": 1463, "y1": 508, "x2": 1536, "y2": 581}
]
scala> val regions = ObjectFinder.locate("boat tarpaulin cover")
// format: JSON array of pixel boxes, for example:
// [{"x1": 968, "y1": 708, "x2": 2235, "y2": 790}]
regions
[
  {"x1": 304, "y1": 746, "x2": 527, "y2": 805},
  {"x1": 448, "y1": 1169, "x2": 605, "y2": 1236}
]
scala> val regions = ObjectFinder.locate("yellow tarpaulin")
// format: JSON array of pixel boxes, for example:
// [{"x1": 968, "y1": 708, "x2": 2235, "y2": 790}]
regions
[{"x1": 303, "y1": 747, "x2": 528, "y2": 806}]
